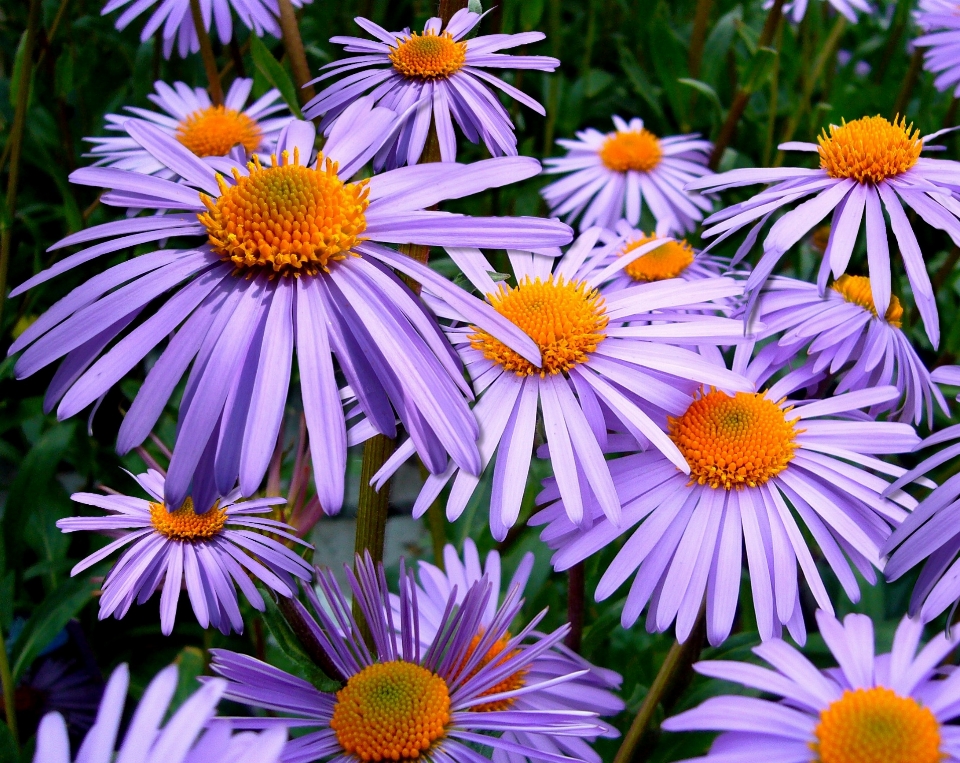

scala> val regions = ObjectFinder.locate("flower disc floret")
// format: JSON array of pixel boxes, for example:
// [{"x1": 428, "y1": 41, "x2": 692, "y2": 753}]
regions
[
  {"x1": 330, "y1": 661, "x2": 450, "y2": 761},
  {"x1": 621, "y1": 236, "x2": 695, "y2": 281},
  {"x1": 599, "y1": 129, "x2": 663, "y2": 173},
  {"x1": 149, "y1": 498, "x2": 227, "y2": 541},
  {"x1": 175, "y1": 105, "x2": 263, "y2": 158},
  {"x1": 199, "y1": 150, "x2": 370, "y2": 277},
  {"x1": 818, "y1": 116, "x2": 922, "y2": 184},
  {"x1": 470, "y1": 276, "x2": 608, "y2": 377},
  {"x1": 453, "y1": 633, "x2": 528, "y2": 713},
  {"x1": 813, "y1": 687, "x2": 941, "y2": 763},
  {"x1": 389, "y1": 31, "x2": 467, "y2": 80},
  {"x1": 831, "y1": 274, "x2": 904, "y2": 327},
  {"x1": 669, "y1": 390, "x2": 800, "y2": 490}
]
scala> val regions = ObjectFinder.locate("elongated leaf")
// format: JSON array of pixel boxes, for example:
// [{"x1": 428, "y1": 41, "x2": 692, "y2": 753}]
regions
[
  {"x1": 742, "y1": 47, "x2": 779, "y2": 94},
  {"x1": 678, "y1": 78, "x2": 723, "y2": 115},
  {"x1": 250, "y1": 35, "x2": 304, "y2": 119}
]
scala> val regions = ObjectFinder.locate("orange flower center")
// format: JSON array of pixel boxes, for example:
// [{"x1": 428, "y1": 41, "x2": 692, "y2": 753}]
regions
[
  {"x1": 818, "y1": 115, "x2": 922, "y2": 184},
  {"x1": 176, "y1": 105, "x2": 262, "y2": 158},
  {"x1": 452, "y1": 633, "x2": 528, "y2": 713},
  {"x1": 831, "y1": 274, "x2": 903, "y2": 327},
  {"x1": 599, "y1": 129, "x2": 663, "y2": 173},
  {"x1": 149, "y1": 498, "x2": 227, "y2": 541},
  {"x1": 621, "y1": 235, "x2": 695, "y2": 282},
  {"x1": 669, "y1": 390, "x2": 799, "y2": 490},
  {"x1": 198, "y1": 150, "x2": 369, "y2": 277},
  {"x1": 813, "y1": 687, "x2": 942, "y2": 763},
  {"x1": 470, "y1": 276, "x2": 609, "y2": 377},
  {"x1": 389, "y1": 31, "x2": 467, "y2": 79},
  {"x1": 331, "y1": 661, "x2": 450, "y2": 761}
]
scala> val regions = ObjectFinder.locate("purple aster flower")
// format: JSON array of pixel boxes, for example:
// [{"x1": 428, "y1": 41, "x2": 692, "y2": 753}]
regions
[
  {"x1": 531, "y1": 355, "x2": 920, "y2": 646},
  {"x1": 366, "y1": 229, "x2": 753, "y2": 539},
  {"x1": 391, "y1": 539, "x2": 625, "y2": 762},
  {"x1": 769, "y1": 0, "x2": 872, "y2": 23},
  {"x1": 663, "y1": 611, "x2": 960, "y2": 763},
  {"x1": 209, "y1": 553, "x2": 609, "y2": 763},
  {"x1": 8, "y1": 108, "x2": 571, "y2": 513},
  {"x1": 750, "y1": 275, "x2": 947, "y2": 425},
  {"x1": 916, "y1": 1, "x2": 960, "y2": 97},
  {"x1": 689, "y1": 116, "x2": 960, "y2": 347},
  {"x1": 35, "y1": 662, "x2": 287, "y2": 763},
  {"x1": 58, "y1": 468, "x2": 312, "y2": 635},
  {"x1": 102, "y1": 0, "x2": 311, "y2": 59},
  {"x1": 87, "y1": 79, "x2": 293, "y2": 176},
  {"x1": 303, "y1": 9, "x2": 558, "y2": 169},
  {"x1": 542, "y1": 116, "x2": 714, "y2": 234}
]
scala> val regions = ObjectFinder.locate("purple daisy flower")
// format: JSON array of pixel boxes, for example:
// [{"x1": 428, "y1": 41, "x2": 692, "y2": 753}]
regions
[
  {"x1": 58, "y1": 468, "x2": 312, "y2": 635},
  {"x1": 750, "y1": 275, "x2": 947, "y2": 425},
  {"x1": 102, "y1": 0, "x2": 312, "y2": 59},
  {"x1": 8, "y1": 108, "x2": 571, "y2": 513},
  {"x1": 531, "y1": 355, "x2": 920, "y2": 645},
  {"x1": 769, "y1": 0, "x2": 872, "y2": 24},
  {"x1": 542, "y1": 116, "x2": 714, "y2": 234},
  {"x1": 689, "y1": 116, "x2": 960, "y2": 347},
  {"x1": 391, "y1": 539, "x2": 625, "y2": 763},
  {"x1": 209, "y1": 554, "x2": 609, "y2": 763},
  {"x1": 916, "y1": 1, "x2": 960, "y2": 97},
  {"x1": 35, "y1": 663, "x2": 287, "y2": 763},
  {"x1": 303, "y1": 9, "x2": 558, "y2": 169},
  {"x1": 87, "y1": 79, "x2": 293, "y2": 176},
  {"x1": 367, "y1": 229, "x2": 753, "y2": 539},
  {"x1": 663, "y1": 611, "x2": 960, "y2": 763}
]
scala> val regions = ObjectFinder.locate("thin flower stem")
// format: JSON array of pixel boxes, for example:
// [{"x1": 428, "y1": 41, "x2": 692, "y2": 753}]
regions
[
  {"x1": 565, "y1": 562, "x2": 585, "y2": 653},
  {"x1": 688, "y1": 0, "x2": 714, "y2": 78},
  {"x1": 0, "y1": 0, "x2": 42, "y2": 329},
  {"x1": 277, "y1": 0, "x2": 316, "y2": 104},
  {"x1": 0, "y1": 621, "x2": 18, "y2": 747},
  {"x1": 892, "y1": 47, "x2": 924, "y2": 121},
  {"x1": 188, "y1": 0, "x2": 224, "y2": 106},
  {"x1": 762, "y1": 19, "x2": 783, "y2": 166},
  {"x1": 542, "y1": 0, "x2": 563, "y2": 156},
  {"x1": 35, "y1": 0, "x2": 71, "y2": 70}
]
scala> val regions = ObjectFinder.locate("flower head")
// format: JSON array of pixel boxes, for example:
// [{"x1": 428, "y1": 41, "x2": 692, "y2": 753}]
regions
[
  {"x1": 771, "y1": 0, "x2": 873, "y2": 23},
  {"x1": 304, "y1": 10, "x2": 558, "y2": 168},
  {"x1": 663, "y1": 611, "x2": 960, "y2": 763},
  {"x1": 58, "y1": 469, "x2": 313, "y2": 635},
  {"x1": 542, "y1": 116, "x2": 714, "y2": 234},
  {"x1": 915, "y1": 1, "x2": 960, "y2": 97}
]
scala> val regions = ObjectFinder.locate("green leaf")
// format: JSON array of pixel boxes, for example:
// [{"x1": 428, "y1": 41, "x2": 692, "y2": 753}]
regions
[
  {"x1": 467, "y1": 0, "x2": 482, "y2": 12},
  {"x1": 616, "y1": 42, "x2": 665, "y2": 123},
  {"x1": 0, "y1": 723, "x2": 16, "y2": 763},
  {"x1": 647, "y1": 3, "x2": 689, "y2": 125},
  {"x1": 10, "y1": 30, "x2": 29, "y2": 108},
  {"x1": 678, "y1": 78, "x2": 723, "y2": 114},
  {"x1": 250, "y1": 35, "x2": 304, "y2": 119},
  {"x1": 170, "y1": 647, "x2": 206, "y2": 712},
  {"x1": 700, "y1": 7, "x2": 742, "y2": 89},
  {"x1": 742, "y1": 47, "x2": 778, "y2": 94},
  {"x1": 11, "y1": 576, "x2": 95, "y2": 682},
  {"x1": 519, "y1": 0, "x2": 545, "y2": 30}
]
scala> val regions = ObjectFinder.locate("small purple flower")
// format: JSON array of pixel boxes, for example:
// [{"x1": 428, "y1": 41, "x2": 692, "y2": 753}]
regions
[
  {"x1": 915, "y1": 1, "x2": 960, "y2": 97},
  {"x1": 542, "y1": 116, "x2": 714, "y2": 234},
  {"x1": 58, "y1": 469, "x2": 312, "y2": 635},
  {"x1": 532, "y1": 356, "x2": 920, "y2": 645},
  {"x1": 690, "y1": 116, "x2": 960, "y2": 347},
  {"x1": 88, "y1": 79, "x2": 293, "y2": 176},
  {"x1": 772, "y1": 0, "x2": 872, "y2": 23},
  {"x1": 8, "y1": 108, "x2": 571, "y2": 513},
  {"x1": 35, "y1": 662, "x2": 287, "y2": 763},
  {"x1": 663, "y1": 611, "x2": 960, "y2": 763},
  {"x1": 210, "y1": 553, "x2": 608, "y2": 763},
  {"x1": 303, "y1": 9, "x2": 558, "y2": 169}
]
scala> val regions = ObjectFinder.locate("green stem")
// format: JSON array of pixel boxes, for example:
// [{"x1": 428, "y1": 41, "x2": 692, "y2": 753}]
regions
[
  {"x1": 892, "y1": 47, "x2": 924, "y2": 120},
  {"x1": 188, "y1": 0, "x2": 224, "y2": 105},
  {"x1": 688, "y1": 0, "x2": 714, "y2": 78},
  {"x1": 277, "y1": 0, "x2": 315, "y2": 105},
  {"x1": 0, "y1": 622, "x2": 18, "y2": 747},
  {"x1": 35, "y1": 0, "x2": 71, "y2": 70},
  {"x1": 542, "y1": 0, "x2": 562, "y2": 155},
  {"x1": 580, "y1": 0, "x2": 597, "y2": 81},
  {"x1": 762, "y1": 18, "x2": 783, "y2": 166}
]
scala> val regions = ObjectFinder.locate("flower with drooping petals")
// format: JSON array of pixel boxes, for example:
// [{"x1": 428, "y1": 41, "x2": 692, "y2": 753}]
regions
[
  {"x1": 663, "y1": 611, "x2": 960, "y2": 763},
  {"x1": 915, "y1": 1, "x2": 960, "y2": 97}
]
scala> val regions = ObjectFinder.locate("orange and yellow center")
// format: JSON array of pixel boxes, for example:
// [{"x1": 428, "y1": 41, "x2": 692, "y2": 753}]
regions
[
  {"x1": 149, "y1": 498, "x2": 227, "y2": 541},
  {"x1": 813, "y1": 687, "x2": 942, "y2": 763},
  {"x1": 818, "y1": 115, "x2": 922, "y2": 184},
  {"x1": 452, "y1": 633, "x2": 528, "y2": 713},
  {"x1": 831, "y1": 274, "x2": 903, "y2": 327},
  {"x1": 470, "y1": 276, "x2": 609, "y2": 377},
  {"x1": 176, "y1": 105, "x2": 262, "y2": 158},
  {"x1": 198, "y1": 150, "x2": 369, "y2": 277},
  {"x1": 389, "y1": 31, "x2": 467, "y2": 79},
  {"x1": 330, "y1": 661, "x2": 450, "y2": 761},
  {"x1": 669, "y1": 390, "x2": 799, "y2": 490},
  {"x1": 621, "y1": 236, "x2": 695, "y2": 282},
  {"x1": 599, "y1": 129, "x2": 663, "y2": 173}
]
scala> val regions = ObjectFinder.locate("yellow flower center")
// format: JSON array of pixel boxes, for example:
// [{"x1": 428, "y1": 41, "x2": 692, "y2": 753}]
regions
[
  {"x1": 470, "y1": 276, "x2": 609, "y2": 377},
  {"x1": 389, "y1": 31, "x2": 467, "y2": 79},
  {"x1": 818, "y1": 116, "x2": 922, "y2": 184},
  {"x1": 621, "y1": 235, "x2": 695, "y2": 282},
  {"x1": 452, "y1": 633, "x2": 528, "y2": 713},
  {"x1": 331, "y1": 661, "x2": 450, "y2": 761},
  {"x1": 176, "y1": 105, "x2": 262, "y2": 158},
  {"x1": 599, "y1": 129, "x2": 663, "y2": 173},
  {"x1": 149, "y1": 498, "x2": 227, "y2": 541},
  {"x1": 669, "y1": 390, "x2": 799, "y2": 490},
  {"x1": 198, "y1": 150, "x2": 369, "y2": 277},
  {"x1": 813, "y1": 687, "x2": 942, "y2": 763},
  {"x1": 831, "y1": 274, "x2": 903, "y2": 327}
]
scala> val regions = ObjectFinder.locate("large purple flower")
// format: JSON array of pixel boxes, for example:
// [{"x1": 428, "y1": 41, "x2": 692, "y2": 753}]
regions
[
  {"x1": 303, "y1": 9, "x2": 558, "y2": 169},
  {"x1": 915, "y1": 1, "x2": 960, "y2": 97},
  {"x1": 59, "y1": 469, "x2": 312, "y2": 635},
  {"x1": 689, "y1": 116, "x2": 960, "y2": 346},
  {"x1": 210, "y1": 554, "x2": 608, "y2": 763},
  {"x1": 8, "y1": 106, "x2": 571, "y2": 512}
]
